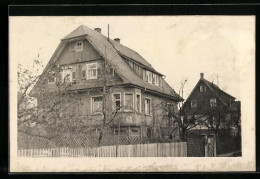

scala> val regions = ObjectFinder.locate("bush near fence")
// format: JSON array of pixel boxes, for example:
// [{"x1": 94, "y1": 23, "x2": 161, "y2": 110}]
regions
[
  {"x1": 17, "y1": 142, "x2": 187, "y2": 157},
  {"x1": 18, "y1": 131, "x2": 179, "y2": 150}
]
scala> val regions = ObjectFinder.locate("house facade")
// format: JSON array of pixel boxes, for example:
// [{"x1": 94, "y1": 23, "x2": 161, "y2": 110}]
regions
[
  {"x1": 181, "y1": 73, "x2": 240, "y2": 133},
  {"x1": 31, "y1": 25, "x2": 182, "y2": 139}
]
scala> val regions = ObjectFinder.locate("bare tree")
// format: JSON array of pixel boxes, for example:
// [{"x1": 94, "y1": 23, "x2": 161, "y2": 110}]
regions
[{"x1": 17, "y1": 48, "x2": 132, "y2": 145}]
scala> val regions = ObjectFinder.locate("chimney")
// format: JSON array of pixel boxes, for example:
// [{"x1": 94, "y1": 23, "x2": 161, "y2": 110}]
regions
[
  {"x1": 200, "y1": 73, "x2": 204, "y2": 79},
  {"x1": 114, "y1": 38, "x2": 120, "y2": 43},
  {"x1": 94, "y1": 28, "x2": 101, "y2": 33}
]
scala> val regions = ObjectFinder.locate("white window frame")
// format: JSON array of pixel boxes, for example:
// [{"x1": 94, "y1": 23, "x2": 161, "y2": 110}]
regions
[
  {"x1": 91, "y1": 95, "x2": 103, "y2": 114},
  {"x1": 210, "y1": 98, "x2": 217, "y2": 107},
  {"x1": 124, "y1": 92, "x2": 134, "y2": 111},
  {"x1": 146, "y1": 71, "x2": 152, "y2": 84},
  {"x1": 86, "y1": 62, "x2": 98, "y2": 80},
  {"x1": 154, "y1": 74, "x2": 159, "y2": 86},
  {"x1": 75, "y1": 41, "x2": 83, "y2": 52},
  {"x1": 136, "y1": 93, "x2": 141, "y2": 113},
  {"x1": 144, "y1": 97, "x2": 151, "y2": 115},
  {"x1": 62, "y1": 67, "x2": 72, "y2": 83},
  {"x1": 112, "y1": 92, "x2": 121, "y2": 111}
]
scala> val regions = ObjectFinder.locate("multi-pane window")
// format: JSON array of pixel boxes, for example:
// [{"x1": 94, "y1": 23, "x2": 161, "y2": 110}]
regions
[
  {"x1": 62, "y1": 68, "x2": 72, "y2": 83},
  {"x1": 144, "y1": 98, "x2": 151, "y2": 115},
  {"x1": 136, "y1": 94, "x2": 141, "y2": 113},
  {"x1": 124, "y1": 93, "x2": 134, "y2": 111},
  {"x1": 75, "y1": 41, "x2": 83, "y2": 52},
  {"x1": 191, "y1": 100, "x2": 198, "y2": 108},
  {"x1": 86, "y1": 63, "x2": 97, "y2": 79},
  {"x1": 113, "y1": 93, "x2": 121, "y2": 110},
  {"x1": 92, "y1": 96, "x2": 103, "y2": 113},
  {"x1": 146, "y1": 71, "x2": 152, "y2": 84},
  {"x1": 210, "y1": 98, "x2": 217, "y2": 107}
]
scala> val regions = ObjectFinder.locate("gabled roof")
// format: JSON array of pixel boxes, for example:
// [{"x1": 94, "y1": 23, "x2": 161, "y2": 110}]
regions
[
  {"x1": 62, "y1": 25, "x2": 160, "y2": 74},
  {"x1": 32, "y1": 25, "x2": 182, "y2": 101},
  {"x1": 185, "y1": 75, "x2": 236, "y2": 108}
]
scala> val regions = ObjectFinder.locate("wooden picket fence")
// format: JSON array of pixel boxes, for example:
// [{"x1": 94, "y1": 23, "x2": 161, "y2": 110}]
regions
[{"x1": 17, "y1": 142, "x2": 187, "y2": 157}]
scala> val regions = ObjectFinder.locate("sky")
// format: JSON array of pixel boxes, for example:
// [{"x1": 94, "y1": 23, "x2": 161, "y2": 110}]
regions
[{"x1": 10, "y1": 16, "x2": 255, "y2": 100}]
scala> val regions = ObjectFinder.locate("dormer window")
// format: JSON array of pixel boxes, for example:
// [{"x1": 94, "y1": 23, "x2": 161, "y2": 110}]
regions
[
  {"x1": 75, "y1": 41, "x2": 83, "y2": 52},
  {"x1": 146, "y1": 71, "x2": 152, "y2": 84}
]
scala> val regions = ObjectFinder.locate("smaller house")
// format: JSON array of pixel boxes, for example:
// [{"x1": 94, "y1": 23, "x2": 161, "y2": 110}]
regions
[{"x1": 181, "y1": 73, "x2": 241, "y2": 134}]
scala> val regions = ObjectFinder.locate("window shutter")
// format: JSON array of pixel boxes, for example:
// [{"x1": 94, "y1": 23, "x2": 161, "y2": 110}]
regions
[
  {"x1": 72, "y1": 71, "x2": 76, "y2": 80},
  {"x1": 97, "y1": 68, "x2": 102, "y2": 78},
  {"x1": 57, "y1": 73, "x2": 62, "y2": 83},
  {"x1": 82, "y1": 69, "x2": 86, "y2": 79},
  {"x1": 142, "y1": 97, "x2": 145, "y2": 113},
  {"x1": 86, "y1": 65, "x2": 88, "y2": 79}
]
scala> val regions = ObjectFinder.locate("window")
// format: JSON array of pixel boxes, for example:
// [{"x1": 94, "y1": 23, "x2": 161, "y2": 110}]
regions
[
  {"x1": 144, "y1": 98, "x2": 151, "y2": 115},
  {"x1": 70, "y1": 42, "x2": 75, "y2": 51},
  {"x1": 48, "y1": 74, "x2": 56, "y2": 84},
  {"x1": 146, "y1": 71, "x2": 152, "y2": 83},
  {"x1": 113, "y1": 93, "x2": 121, "y2": 110},
  {"x1": 114, "y1": 127, "x2": 126, "y2": 135},
  {"x1": 86, "y1": 63, "x2": 97, "y2": 79},
  {"x1": 75, "y1": 41, "x2": 83, "y2": 52},
  {"x1": 62, "y1": 68, "x2": 72, "y2": 83},
  {"x1": 191, "y1": 100, "x2": 197, "y2": 108},
  {"x1": 136, "y1": 94, "x2": 141, "y2": 113},
  {"x1": 210, "y1": 98, "x2": 217, "y2": 107},
  {"x1": 152, "y1": 73, "x2": 155, "y2": 84},
  {"x1": 92, "y1": 96, "x2": 103, "y2": 113},
  {"x1": 154, "y1": 75, "x2": 159, "y2": 86},
  {"x1": 200, "y1": 85, "x2": 207, "y2": 92},
  {"x1": 56, "y1": 73, "x2": 62, "y2": 83},
  {"x1": 124, "y1": 93, "x2": 134, "y2": 111},
  {"x1": 200, "y1": 85, "x2": 204, "y2": 92}
]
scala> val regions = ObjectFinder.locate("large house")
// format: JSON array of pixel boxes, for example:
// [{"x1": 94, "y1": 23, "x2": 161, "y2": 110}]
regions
[
  {"x1": 30, "y1": 25, "x2": 182, "y2": 138},
  {"x1": 181, "y1": 73, "x2": 240, "y2": 134}
]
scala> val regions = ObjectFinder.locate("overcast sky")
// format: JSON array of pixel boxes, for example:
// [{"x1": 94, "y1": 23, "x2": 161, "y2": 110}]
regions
[{"x1": 10, "y1": 16, "x2": 255, "y2": 100}]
